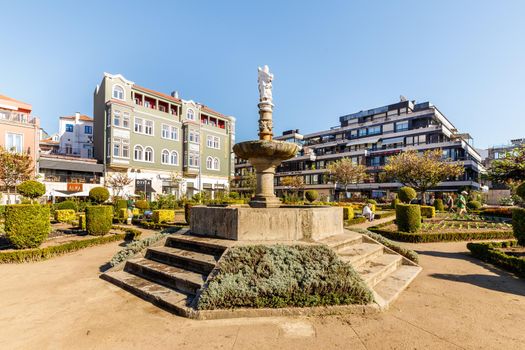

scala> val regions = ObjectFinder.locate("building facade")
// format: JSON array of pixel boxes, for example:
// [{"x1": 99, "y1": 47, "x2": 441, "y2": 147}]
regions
[
  {"x1": 93, "y1": 73, "x2": 235, "y2": 199},
  {"x1": 235, "y1": 98, "x2": 484, "y2": 201},
  {"x1": 57, "y1": 112, "x2": 94, "y2": 158}
]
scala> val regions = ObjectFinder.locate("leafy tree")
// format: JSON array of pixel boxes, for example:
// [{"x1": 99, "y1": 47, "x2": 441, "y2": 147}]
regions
[
  {"x1": 327, "y1": 158, "x2": 368, "y2": 196},
  {"x1": 488, "y1": 145, "x2": 525, "y2": 183},
  {"x1": 106, "y1": 172, "x2": 133, "y2": 197},
  {"x1": 17, "y1": 180, "x2": 46, "y2": 203},
  {"x1": 0, "y1": 147, "x2": 33, "y2": 203},
  {"x1": 231, "y1": 171, "x2": 257, "y2": 196},
  {"x1": 384, "y1": 149, "x2": 464, "y2": 204},
  {"x1": 169, "y1": 172, "x2": 185, "y2": 198},
  {"x1": 280, "y1": 176, "x2": 304, "y2": 199}
]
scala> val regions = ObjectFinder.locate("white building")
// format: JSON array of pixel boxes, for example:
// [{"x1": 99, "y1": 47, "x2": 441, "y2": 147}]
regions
[{"x1": 58, "y1": 112, "x2": 94, "y2": 158}]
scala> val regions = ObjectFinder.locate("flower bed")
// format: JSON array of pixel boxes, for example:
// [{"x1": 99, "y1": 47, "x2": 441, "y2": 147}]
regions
[{"x1": 467, "y1": 241, "x2": 525, "y2": 277}]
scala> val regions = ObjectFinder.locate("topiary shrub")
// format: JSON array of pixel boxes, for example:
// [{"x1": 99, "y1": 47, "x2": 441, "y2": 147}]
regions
[
  {"x1": 17, "y1": 180, "x2": 46, "y2": 203},
  {"x1": 135, "y1": 199, "x2": 149, "y2": 210},
  {"x1": 515, "y1": 182, "x2": 525, "y2": 201},
  {"x1": 391, "y1": 198, "x2": 400, "y2": 209},
  {"x1": 343, "y1": 206, "x2": 354, "y2": 221},
  {"x1": 512, "y1": 208, "x2": 525, "y2": 245},
  {"x1": 89, "y1": 187, "x2": 110, "y2": 204},
  {"x1": 78, "y1": 213, "x2": 86, "y2": 230},
  {"x1": 86, "y1": 205, "x2": 113, "y2": 236},
  {"x1": 396, "y1": 204, "x2": 421, "y2": 233},
  {"x1": 398, "y1": 187, "x2": 417, "y2": 204},
  {"x1": 434, "y1": 198, "x2": 445, "y2": 211},
  {"x1": 5, "y1": 204, "x2": 50, "y2": 249},
  {"x1": 152, "y1": 209, "x2": 175, "y2": 223},
  {"x1": 467, "y1": 200, "x2": 482, "y2": 210},
  {"x1": 420, "y1": 205, "x2": 435, "y2": 218},
  {"x1": 197, "y1": 244, "x2": 374, "y2": 310},
  {"x1": 56, "y1": 200, "x2": 78, "y2": 211},
  {"x1": 305, "y1": 190, "x2": 319, "y2": 203},
  {"x1": 54, "y1": 209, "x2": 76, "y2": 223},
  {"x1": 115, "y1": 199, "x2": 128, "y2": 210}
]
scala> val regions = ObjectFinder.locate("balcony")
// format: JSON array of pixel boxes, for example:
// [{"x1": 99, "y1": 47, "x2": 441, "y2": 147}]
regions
[
  {"x1": 0, "y1": 110, "x2": 38, "y2": 125},
  {"x1": 43, "y1": 174, "x2": 101, "y2": 184}
]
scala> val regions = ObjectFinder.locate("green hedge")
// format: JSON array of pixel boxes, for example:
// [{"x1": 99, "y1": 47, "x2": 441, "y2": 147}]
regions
[
  {"x1": 86, "y1": 206, "x2": 113, "y2": 236},
  {"x1": 396, "y1": 204, "x2": 421, "y2": 233},
  {"x1": 355, "y1": 229, "x2": 419, "y2": 263},
  {"x1": 467, "y1": 241, "x2": 525, "y2": 277},
  {"x1": 5, "y1": 205, "x2": 50, "y2": 249},
  {"x1": 434, "y1": 198, "x2": 444, "y2": 211},
  {"x1": 56, "y1": 200, "x2": 78, "y2": 211},
  {"x1": 374, "y1": 211, "x2": 396, "y2": 219},
  {"x1": 0, "y1": 234, "x2": 125, "y2": 263},
  {"x1": 390, "y1": 198, "x2": 400, "y2": 209},
  {"x1": 467, "y1": 200, "x2": 482, "y2": 210},
  {"x1": 343, "y1": 206, "x2": 354, "y2": 220},
  {"x1": 369, "y1": 226, "x2": 515, "y2": 243},
  {"x1": 152, "y1": 209, "x2": 175, "y2": 223},
  {"x1": 512, "y1": 208, "x2": 525, "y2": 245},
  {"x1": 55, "y1": 209, "x2": 76, "y2": 223},
  {"x1": 420, "y1": 205, "x2": 435, "y2": 218},
  {"x1": 197, "y1": 244, "x2": 374, "y2": 310},
  {"x1": 346, "y1": 217, "x2": 366, "y2": 225},
  {"x1": 78, "y1": 214, "x2": 86, "y2": 230},
  {"x1": 398, "y1": 187, "x2": 416, "y2": 203}
]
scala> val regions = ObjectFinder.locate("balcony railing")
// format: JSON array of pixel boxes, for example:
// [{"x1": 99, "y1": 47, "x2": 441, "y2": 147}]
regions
[
  {"x1": 44, "y1": 175, "x2": 101, "y2": 184},
  {"x1": 0, "y1": 111, "x2": 38, "y2": 125}
]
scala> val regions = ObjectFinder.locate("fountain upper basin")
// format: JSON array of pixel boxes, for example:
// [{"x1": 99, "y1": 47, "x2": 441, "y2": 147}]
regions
[{"x1": 233, "y1": 140, "x2": 299, "y2": 161}]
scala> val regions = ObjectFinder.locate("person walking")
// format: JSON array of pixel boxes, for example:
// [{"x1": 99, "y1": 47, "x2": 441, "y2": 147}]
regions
[
  {"x1": 446, "y1": 194, "x2": 454, "y2": 212},
  {"x1": 456, "y1": 191, "x2": 468, "y2": 216}
]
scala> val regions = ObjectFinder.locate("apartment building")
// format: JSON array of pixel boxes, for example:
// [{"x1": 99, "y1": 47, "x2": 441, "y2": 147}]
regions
[
  {"x1": 93, "y1": 73, "x2": 235, "y2": 199},
  {"x1": 234, "y1": 98, "x2": 484, "y2": 201},
  {"x1": 57, "y1": 112, "x2": 94, "y2": 158},
  {"x1": 0, "y1": 94, "x2": 40, "y2": 174}
]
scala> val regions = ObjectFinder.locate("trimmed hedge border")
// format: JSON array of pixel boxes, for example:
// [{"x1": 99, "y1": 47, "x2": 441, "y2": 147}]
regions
[
  {"x1": 354, "y1": 228, "x2": 419, "y2": 263},
  {"x1": 369, "y1": 225, "x2": 515, "y2": 243},
  {"x1": 0, "y1": 234, "x2": 126, "y2": 263},
  {"x1": 374, "y1": 211, "x2": 396, "y2": 219},
  {"x1": 467, "y1": 241, "x2": 524, "y2": 277},
  {"x1": 346, "y1": 217, "x2": 367, "y2": 225}
]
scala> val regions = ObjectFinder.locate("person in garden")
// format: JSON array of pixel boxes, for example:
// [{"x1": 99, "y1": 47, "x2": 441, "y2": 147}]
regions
[
  {"x1": 362, "y1": 203, "x2": 374, "y2": 222},
  {"x1": 456, "y1": 191, "x2": 468, "y2": 216},
  {"x1": 446, "y1": 194, "x2": 454, "y2": 212}
]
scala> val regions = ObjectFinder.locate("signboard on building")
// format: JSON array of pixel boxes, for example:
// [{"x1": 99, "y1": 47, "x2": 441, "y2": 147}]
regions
[
  {"x1": 135, "y1": 179, "x2": 154, "y2": 193},
  {"x1": 67, "y1": 183, "x2": 83, "y2": 192}
]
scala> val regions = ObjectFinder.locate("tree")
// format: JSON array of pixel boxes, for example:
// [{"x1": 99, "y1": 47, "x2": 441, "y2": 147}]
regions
[
  {"x1": 0, "y1": 147, "x2": 33, "y2": 203},
  {"x1": 169, "y1": 172, "x2": 185, "y2": 198},
  {"x1": 327, "y1": 158, "x2": 368, "y2": 197},
  {"x1": 280, "y1": 176, "x2": 304, "y2": 199},
  {"x1": 17, "y1": 180, "x2": 46, "y2": 203},
  {"x1": 106, "y1": 172, "x2": 133, "y2": 198},
  {"x1": 488, "y1": 145, "x2": 525, "y2": 183},
  {"x1": 384, "y1": 149, "x2": 464, "y2": 204},
  {"x1": 231, "y1": 171, "x2": 257, "y2": 196}
]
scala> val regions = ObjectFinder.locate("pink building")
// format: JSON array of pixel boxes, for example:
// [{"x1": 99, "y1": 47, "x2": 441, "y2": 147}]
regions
[{"x1": 0, "y1": 94, "x2": 40, "y2": 174}]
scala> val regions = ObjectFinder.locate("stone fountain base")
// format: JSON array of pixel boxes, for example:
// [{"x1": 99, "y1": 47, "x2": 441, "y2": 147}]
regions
[{"x1": 190, "y1": 206, "x2": 343, "y2": 241}]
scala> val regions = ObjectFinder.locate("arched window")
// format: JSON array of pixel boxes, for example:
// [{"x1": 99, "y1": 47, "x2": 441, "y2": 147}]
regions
[
  {"x1": 112, "y1": 85, "x2": 125, "y2": 100},
  {"x1": 187, "y1": 109, "x2": 194, "y2": 120},
  {"x1": 161, "y1": 150, "x2": 169, "y2": 164},
  {"x1": 213, "y1": 158, "x2": 220, "y2": 170},
  {"x1": 134, "y1": 145, "x2": 143, "y2": 160},
  {"x1": 206, "y1": 156, "x2": 213, "y2": 170},
  {"x1": 170, "y1": 151, "x2": 178, "y2": 165},
  {"x1": 144, "y1": 147, "x2": 153, "y2": 162}
]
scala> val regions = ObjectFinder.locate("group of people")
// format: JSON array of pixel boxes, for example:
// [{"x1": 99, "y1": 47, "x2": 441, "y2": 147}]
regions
[{"x1": 429, "y1": 191, "x2": 469, "y2": 215}]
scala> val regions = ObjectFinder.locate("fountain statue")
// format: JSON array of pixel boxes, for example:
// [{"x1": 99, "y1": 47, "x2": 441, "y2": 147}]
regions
[{"x1": 233, "y1": 65, "x2": 299, "y2": 208}]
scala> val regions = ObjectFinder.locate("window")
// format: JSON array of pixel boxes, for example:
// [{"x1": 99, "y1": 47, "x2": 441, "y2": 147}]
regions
[
  {"x1": 6, "y1": 133, "x2": 23, "y2": 153},
  {"x1": 122, "y1": 113, "x2": 130, "y2": 128},
  {"x1": 189, "y1": 152, "x2": 200, "y2": 167},
  {"x1": 65, "y1": 143, "x2": 72, "y2": 154},
  {"x1": 368, "y1": 126, "x2": 381, "y2": 135},
  {"x1": 207, "y1": 135, "x2": 213, "y2": 148},
  {"x1": 358, "y1": 128, "x2": 367, "y2": 137},
  {"x1": 84, "y1": 125, "x2": 92, "y2": 134},
  {"x1": 113, "y1": 138, "x2": 129, "y2": 158},
  {"x1": 134, "y1": 117, "x2": 143, "y2": 133},
  {"x1": 122, "y1": 139, "x2": 129, "y2": 158},
  {"x1": 145, "y1": 120, "x2": 153, "y2": 135},
  {"x1": 206, "y1": 156, "x2": 213, "y2": 169},
  {"x1": 213, "y1": 136, "x2": 220, "y2": 149},
  {"x1": 112, "y1": 85, "x2": 124, "y2": 100},
  {"x1": 170, "y1": 126, "x2": 178, "y2": 140},
  {"x1": 66, "y1": 124, "x2": 74, "y2": 132},
  {"x1": 113, "y1": 140, "x2": 120, "y2": 157},
  {"x1": 161, "y1": 149, "x2": 169, "y2": 164},
  {"x1": 144, "y1": 147, "x2": 153, "y2": 162},
  {"x1": 170, "y1": 151, "x2": 178, "y2": 165},
  {"x1": 189, "y1": 130, "x2": 200, "y2": 143},
  {"x1": 187, "y1": 109, "x2": 195, "y2": 120},
  {"x1": 213, "y1": 158, "x2": 219, "y2": 170},
  {"x1": 113, "y1": 111, "x2": 120, "y2": 126},
  {"x1": 162, "y1": 124, "x2": 170, "y2": 138},
  {"x1": 396, "y1": 121, "x2": 409, "y2": 132},
  {"x1": 134, "y1": 145, "x2": 143, "y2": 161}
]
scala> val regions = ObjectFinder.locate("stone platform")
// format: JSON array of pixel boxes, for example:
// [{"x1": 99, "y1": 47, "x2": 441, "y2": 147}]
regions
[{"x1": 190, "y1": 205, "x2": 343, "y2": 241}]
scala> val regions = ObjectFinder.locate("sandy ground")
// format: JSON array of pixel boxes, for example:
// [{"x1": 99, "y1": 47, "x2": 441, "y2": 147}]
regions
[{"x1": 1, "y1": 238, "x2": 524, "y2": 350}]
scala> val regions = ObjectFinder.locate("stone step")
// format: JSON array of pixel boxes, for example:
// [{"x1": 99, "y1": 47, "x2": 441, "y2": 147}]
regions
[
  {"x1": 355, "y1": 253, "x2": 403, "y2": 287},
  {"x1": 373, "y1": 265, "x2": 423, "y2": 309},
  {"x1": 101, "y1": 270, "x2": 194, "y2": 317},
  {"x1": 125, "y1": 258, "x2": 206, "y2": 295},
  {"x1": 166, "y1": 235, "x2": 230, "y2": 256},
  {"x1": 318, "y1": 232, "x2": 362, "y2": 251},
  {"x1": 339, "y1": 242, "x2": 384, "y2": 267},
  {"x1": 146, "y1": 246, "x2": 218, "y2": 275}
]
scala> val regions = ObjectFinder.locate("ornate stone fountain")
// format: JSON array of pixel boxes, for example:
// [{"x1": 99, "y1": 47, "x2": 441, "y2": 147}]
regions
[
  {"x1": 233, "y1": 65, "x2": 299, "y2": 208},
  {"x1": 190, "y1": 66, "x2": 343, "y2": 241}
]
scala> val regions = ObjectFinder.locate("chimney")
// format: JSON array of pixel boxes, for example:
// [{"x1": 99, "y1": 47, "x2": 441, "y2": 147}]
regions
[
  {"x1": 171, "y1": 91, "x2": 179, "y2": 99},
  {"x1": 75, "y1": 112, "x2": 80, "y2": 123}
]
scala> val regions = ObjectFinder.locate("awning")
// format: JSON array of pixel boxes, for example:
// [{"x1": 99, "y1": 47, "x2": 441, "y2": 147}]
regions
[
  {"x1": 45, "y1": 189, "x2": 71, "y2": 197},
  {"x1": 346, "y1": 137, "x2": 380, "y2": 147},
  {"x1": 380, "y1": 136, "x2": 404, "y2": 145},
  {"x1": 39, "y1": 158, "x2": 103, "y2": 173}
]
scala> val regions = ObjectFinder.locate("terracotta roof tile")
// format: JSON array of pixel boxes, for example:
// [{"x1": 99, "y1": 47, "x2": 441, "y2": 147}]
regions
[
  {"x1": 0, "y1": 94, "x2": 32, "y2": 111},
  {"x1": 60, "y1": 114, "x2": 93, "y2": 121}
]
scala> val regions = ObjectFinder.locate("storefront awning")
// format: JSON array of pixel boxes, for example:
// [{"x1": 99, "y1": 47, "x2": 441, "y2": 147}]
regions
[{"x1": 39, "y1": 158, "x2": 103, "y2": 173}]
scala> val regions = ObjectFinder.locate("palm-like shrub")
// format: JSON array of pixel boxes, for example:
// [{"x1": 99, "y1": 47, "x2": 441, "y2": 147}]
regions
[{"x1": 398, "y1": 187, "x2": 417, "y2": 204}]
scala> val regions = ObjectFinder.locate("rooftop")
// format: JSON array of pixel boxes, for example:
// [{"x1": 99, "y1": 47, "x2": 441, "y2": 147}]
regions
[
  {"x1": 60, "y1": 114, "x2": 93, "y2": 122},
  {"x1": 0, "y1": 94, "x2": 32, "y2": 112}
]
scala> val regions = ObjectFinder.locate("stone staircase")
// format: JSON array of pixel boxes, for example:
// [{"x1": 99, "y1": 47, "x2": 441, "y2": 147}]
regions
[
  {"x1": 101, "y1": 234, "x2": 232, "y2": 317},
  {"x1": 318, "y1": 230, "x2": 422, "y2": 309}
]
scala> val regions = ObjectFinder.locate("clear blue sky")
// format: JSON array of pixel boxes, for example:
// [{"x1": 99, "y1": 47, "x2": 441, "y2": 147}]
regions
[{"x1": 2, "y1": 0, "x2": 524, "y2": 148}]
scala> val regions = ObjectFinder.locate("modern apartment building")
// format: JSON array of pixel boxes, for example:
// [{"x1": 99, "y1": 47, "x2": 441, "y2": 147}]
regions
[
  {"x1": 0, "y1": 94, "x2": 40, "y2": 174},
  {"x1": 57, "y1": 112, "x2": 94, "y2": 158},
  {"x1": 234, "y1": 98, "x2": 484, "y2": 201},
  {"x1": 484, "y1": 138, "x2": 525, "y2": 168},
  {"x1": 93, "y1": 73, "x2": 235, "y2": 199}
]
